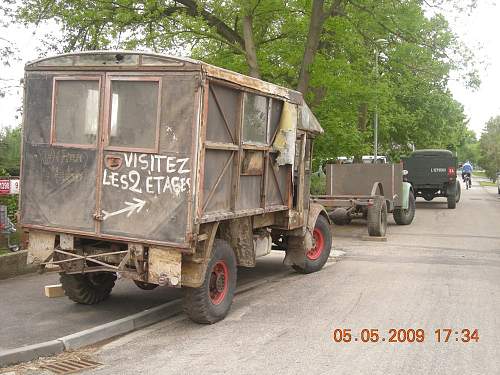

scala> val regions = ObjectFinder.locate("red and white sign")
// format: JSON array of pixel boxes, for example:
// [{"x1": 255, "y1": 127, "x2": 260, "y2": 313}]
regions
[{"x1": 0, "y1": 179, "x2": 20, "y2": 195}]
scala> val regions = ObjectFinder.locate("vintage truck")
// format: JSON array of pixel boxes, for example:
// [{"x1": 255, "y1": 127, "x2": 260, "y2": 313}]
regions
[
  {"x1": 403, "y1": 149, "x2": 460, "y2": 209},
  {"x1": 20, "y1": 51, "x2": 332, "y2": 323}
]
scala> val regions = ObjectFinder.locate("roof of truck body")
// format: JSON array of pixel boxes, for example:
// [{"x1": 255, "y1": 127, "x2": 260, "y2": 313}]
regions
[
  {"x1": 25, "y1": 50, "x2": 302, "y2": 105},
  {"x1": 410, "y1": 149, "x2": 454, "y2": 157}
]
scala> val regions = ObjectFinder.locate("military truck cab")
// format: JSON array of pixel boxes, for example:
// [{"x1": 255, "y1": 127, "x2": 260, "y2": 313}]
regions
[
  {"x1": 20, "y1": 51, "x2": 332, "y2": 323},
  {"x1": 403, "y1": 149, "x2": 460, "y2": 209}
]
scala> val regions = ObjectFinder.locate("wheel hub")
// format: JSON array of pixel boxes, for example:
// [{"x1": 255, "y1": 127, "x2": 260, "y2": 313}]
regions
[
  {"x1": 215, "y1": 273, "x2": 226, "y2": 292},
  {"x1": 306, "y1": 228, "x2": 324, "y2": 261},
  {"x1": 209, "y1": 261, "x2": 229, "y2": 305}
]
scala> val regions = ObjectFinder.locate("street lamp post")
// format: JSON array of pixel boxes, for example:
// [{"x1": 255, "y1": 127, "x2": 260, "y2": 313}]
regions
[{"x1": 373, "y1": 39, "x2": 387, "y2": 163}]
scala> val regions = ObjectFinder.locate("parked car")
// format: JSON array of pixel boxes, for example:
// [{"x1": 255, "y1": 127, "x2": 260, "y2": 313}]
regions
[{"x1": 403, "y1": 149, "x2": 460, "y2": 209}]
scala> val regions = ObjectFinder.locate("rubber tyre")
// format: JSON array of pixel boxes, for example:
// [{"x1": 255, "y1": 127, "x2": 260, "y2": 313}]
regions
[
  {"x1": 367, "y1": 198, "x2": 387, "y2": 237},
  {"x1": 393, "y1": 191, "x2": 416, "y2": 225},
  {"x1": 134, "y1": 280, "x2": 158, "y2": 290},
  {"x1": 447, "y1": 193, "x2": 456, "y2": 209},
  {"x1": 183, "y1": 239, "x2": 237, "y2": 324},
  {"x1": 330, "y1": 208, "x2": 351, "y2": 225},
  {"x1": 292, "y1": 215, "x2": 332, "y2": 274},
  {"x1": 60, "y1": 272, "x2": 116, "y2": 305},
  {"x1": 455, "y1": 181, "x2": 461, "y2": 203}
]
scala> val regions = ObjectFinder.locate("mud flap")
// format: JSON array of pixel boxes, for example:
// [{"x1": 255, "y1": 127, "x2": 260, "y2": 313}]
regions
[
  {"x1": 283, "y1": 230, "x2": 313, "y2": 268},
  {"x1": 283, "y1": 203, "x2": 329, "y2": 267}
]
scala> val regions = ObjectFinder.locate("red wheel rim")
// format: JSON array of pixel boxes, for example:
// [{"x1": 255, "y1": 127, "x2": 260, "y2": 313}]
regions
[
  {"x1": 306, "y1": 228, "x2": 324, "y2": 260},
  {"x1": 209, "y1": 260, "x2": 229, "y2": 305}
]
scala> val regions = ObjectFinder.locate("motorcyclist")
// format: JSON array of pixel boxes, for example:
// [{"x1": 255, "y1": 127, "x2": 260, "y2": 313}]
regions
[{"x1": 462, "y1": 161, "x2": 473, "y2": 185}]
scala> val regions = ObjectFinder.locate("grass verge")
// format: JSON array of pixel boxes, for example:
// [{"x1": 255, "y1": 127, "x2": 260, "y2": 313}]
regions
[{"x1": 479, "y1": 181, "x2": 496, "y2": 187}]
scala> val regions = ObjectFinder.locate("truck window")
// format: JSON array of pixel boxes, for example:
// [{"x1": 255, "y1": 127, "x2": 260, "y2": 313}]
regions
[
  {"x1": 52, "y1": 79, "x2": 100, "y2": 146},
  {"x1": 108, "y1": 79, "x2": 160, "y2": 151},
  {"x1": 243, "y1": 93, "x2": 268, "y2": 145}
]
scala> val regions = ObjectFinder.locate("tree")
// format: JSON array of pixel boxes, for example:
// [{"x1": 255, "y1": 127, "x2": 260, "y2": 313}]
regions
[
  {"x1": 479, "y1": 117, "x2": 500, "y2": 180},
  {"x1": 14, "y1": 0, "x2": 477, "y2": 162},
  {"x1": 0, "y1": 126, "x2": 21, "y2": 176},
  {"x1": 0, "y1": 0, "x2": 19, "y2": 98}
]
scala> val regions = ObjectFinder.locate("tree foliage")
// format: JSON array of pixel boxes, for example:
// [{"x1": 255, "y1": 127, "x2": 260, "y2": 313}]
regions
[
  {"x1": 479, "y1": 117, "x2": 500, "y2": 180},
  {"x1": 14, "y1": 0, "x2": 478, "y2": 162}
]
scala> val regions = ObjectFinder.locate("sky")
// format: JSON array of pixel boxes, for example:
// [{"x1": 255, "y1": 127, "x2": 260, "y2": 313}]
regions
[{"x1": 1, "y1": 2, "x2": 500, "y2": 137}]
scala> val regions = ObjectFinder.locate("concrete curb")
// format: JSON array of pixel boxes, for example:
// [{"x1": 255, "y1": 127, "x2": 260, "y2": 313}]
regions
[
  {"x1": 0, "y1": 340, "x2": 65, "y2": 367},
  {"x1": 0, "y1": 299, "x2": 183, "y2": 368},
  {"x1": 0, "y1": 272, "x2": 289, "y2": 368}
]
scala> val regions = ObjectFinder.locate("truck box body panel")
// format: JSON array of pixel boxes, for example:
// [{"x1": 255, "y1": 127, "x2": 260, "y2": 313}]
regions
[{"x1": 325, "y1": 163, "x2": 403, "y2": 205}]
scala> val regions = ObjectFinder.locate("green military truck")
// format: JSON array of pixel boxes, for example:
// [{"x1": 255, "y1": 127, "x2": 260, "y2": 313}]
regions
[{"x1": 403, "y1": 149, "x2": 460, "y2": 209}]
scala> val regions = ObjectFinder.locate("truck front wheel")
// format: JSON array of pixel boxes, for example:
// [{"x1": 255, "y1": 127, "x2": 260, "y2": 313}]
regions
[
  {"x1": 292, "y1": 215, "x2": 332, "y2": 274},
  {"x1": 60, "y1": 272, "x2": 116, "y2": 305},
  {"x1": 183, "y1": 239, "x2": 237, "y2": 324}
]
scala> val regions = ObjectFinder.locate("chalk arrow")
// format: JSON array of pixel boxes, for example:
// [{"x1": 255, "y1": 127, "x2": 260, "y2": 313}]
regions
[{"x1": 101, "y1": 198, "x2": 146, "y2": 221}]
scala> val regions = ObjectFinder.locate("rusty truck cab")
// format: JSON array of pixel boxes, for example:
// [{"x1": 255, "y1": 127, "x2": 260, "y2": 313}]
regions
[{"x1": 21, "y1": 51, "x2": 330, "y2": 323}]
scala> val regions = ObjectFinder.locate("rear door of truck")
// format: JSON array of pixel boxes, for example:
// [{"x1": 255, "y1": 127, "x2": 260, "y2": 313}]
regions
[{"x1": 21, "y1": 64, "x2": 200, "y2": 247}]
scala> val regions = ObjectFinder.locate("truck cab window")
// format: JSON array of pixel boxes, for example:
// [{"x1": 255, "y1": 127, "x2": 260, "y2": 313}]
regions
[
  {"x1": 53, "y1": 79, "x2": 100, "y2": 146},
  {"x1": 108, "y1": 80, "x2": 160, "y2": 150}
]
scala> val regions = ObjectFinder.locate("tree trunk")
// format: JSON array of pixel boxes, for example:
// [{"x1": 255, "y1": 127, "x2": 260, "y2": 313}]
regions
[
  {"x1": 297, "y1": 0, "x2": 326, "y2": 94},
  {"x1": 242, "y1": 15, "x2": 261, "y2": 79}
]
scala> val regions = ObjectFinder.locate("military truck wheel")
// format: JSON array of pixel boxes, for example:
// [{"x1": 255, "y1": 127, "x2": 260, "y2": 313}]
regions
[
  {"x1": 367, "y1": 198, "x2": 387, "y2": 237},
  {"x1": 292, "y1": 215, "x2": 332, "y2": 274},
  {"x1": 183, "y1": 239, "x2": 237, "y2": 324},
  {"x1": 393, "y1": 192, "x2": 416, "y2": 225},
  {"x1": 455, "y1": 181, "x2": 461, "y2": 203},
  {"x1": 134, "y1": 280, "x2": 158, "y2": 290},
  {"x1": 60, "y1": 272, "x2": 116, "y2": 305},
  {"x1": 447, "y1": 193, "x2": 456, "y2": 209}
]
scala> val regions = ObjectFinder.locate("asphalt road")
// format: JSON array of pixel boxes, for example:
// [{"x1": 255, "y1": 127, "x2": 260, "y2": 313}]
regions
[
  {"x1": 0, "y1": 250, "x2": 288, "y2": 351},
  {"x1": 5, "y1": 180, "x2": 500, "y2": 374}
]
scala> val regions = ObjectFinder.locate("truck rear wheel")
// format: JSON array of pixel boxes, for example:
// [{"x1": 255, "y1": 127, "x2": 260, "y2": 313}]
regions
[
  {"x1": 447, "y1": 193, "x2": 456, "y2": 209},
  {"x1": 292, "y1": 215, "x2": 332, "y2": 274},
  {"x1": 455, "y1": 181, "x2": 461, "y2": 203},
  {"x1": 393, "y1": 192, "x2": 415, "y2": 225},
  {"x1": 183, "y1": 239, "x2": 237, "y2": 324},
  {"x1": 60, "y1": 272, "x2": 116, "y2": 305},
  {"x1": 367, "y1": 198, "x2": 387, "y2": 237}
]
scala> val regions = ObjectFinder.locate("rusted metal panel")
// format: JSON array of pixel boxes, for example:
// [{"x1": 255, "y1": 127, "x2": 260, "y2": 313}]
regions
[
  {"x1": 203, "y1": 64, "x2": 302, "y2": 104},
  {"x1": 20, "y1": 144, "x2": 98, "y2": 232},
  {"x1": 326, "y1": 163, "x2": 403, "y2": 203},
  {"x1": 148, "y1": 247, "x2": 182, "y2": 286},
  {"x1": 98, "y1": 73, "x2": 198, "y2": 244},
  {"x1": 202, "y1": 149, "x2": 234, "y2": 213},
  {"x1": 206, "y1": 84, "x2": 239, "y2": 143}
]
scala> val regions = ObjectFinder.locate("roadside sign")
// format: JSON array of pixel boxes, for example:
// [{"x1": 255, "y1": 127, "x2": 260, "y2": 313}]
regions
[
  {"x1": 0, "y1": 180, "x2": 10, "y2": 195},
  {"x1": 0, "y1": 179, "x2": 20, "y2": 195}
]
